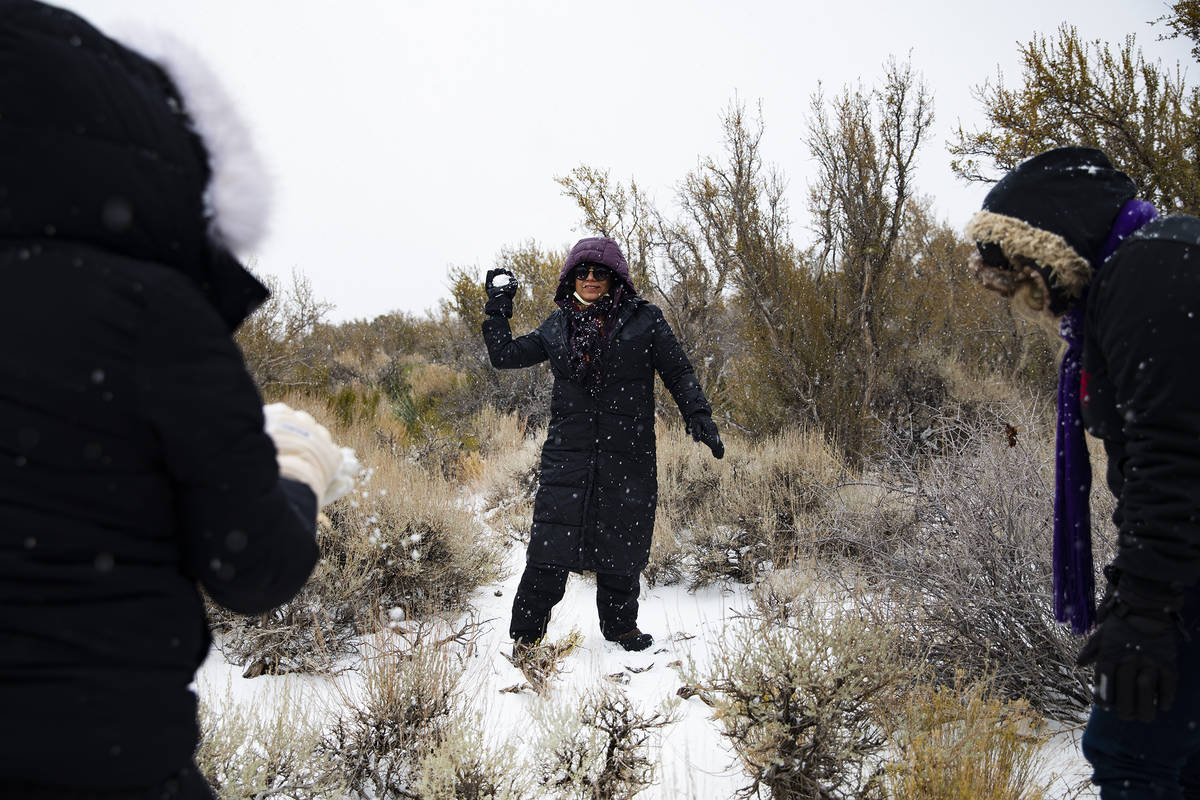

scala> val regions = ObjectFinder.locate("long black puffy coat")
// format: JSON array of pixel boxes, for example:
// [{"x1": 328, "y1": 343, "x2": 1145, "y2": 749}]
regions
[
  {"x1": 1082, "y1": 214, "x2": 1200, "y2": 589},
  {"x1": 483, "y1": 250, "x2": 712, "y2": 576},
  {"x1": 0, "y1": 2, "x2": 318, "y2": 791}
]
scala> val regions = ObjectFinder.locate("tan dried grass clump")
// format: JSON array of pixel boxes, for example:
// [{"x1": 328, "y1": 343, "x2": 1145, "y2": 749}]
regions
[
  {"x1": 207, "y1": 395, "x2": 505, "y2": 675},
  {"x1": 683, "y1": 585, "x2": 908, "y2": 800},
  {"x1": 321, "y1": 633, "x2": 463, "y2": 797},
  {"x1": 829, "y1": 397, "x2": 1110, "y2": 720},
  {"x1": 471, "y1": 408, "x2": 542, "y2": 546},
  {"x1": 651, "y1": 424, "x2": 849, "y2": 587},
  {"x1": 415, "y1": 714, "x2": 534, "y2": 800},
  {"x1": 534, "y1": 688, "x2": 675, "y2": 800},
  {"x1": 501, "y1": 629, "x2": 584, "y2": 695},
  {"x1": 196, "y1": 680, "x2": 339, "y2": 799},
  {"x1": 408, "y1": 359, "x2": 466, "y2": 402},
  {"x1": 882, "y1": 677, "x2": 1050, "y2": 800}
]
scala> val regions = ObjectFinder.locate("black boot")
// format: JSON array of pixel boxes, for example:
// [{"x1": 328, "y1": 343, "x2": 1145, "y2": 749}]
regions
[{"x1": 608, "y1": 627, "x2": 654, "y2": 652}]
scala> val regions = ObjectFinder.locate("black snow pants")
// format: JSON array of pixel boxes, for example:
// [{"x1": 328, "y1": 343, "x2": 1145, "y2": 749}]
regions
[{"x1": 510, "y1": 564, "x2": 640, "y2": 642}]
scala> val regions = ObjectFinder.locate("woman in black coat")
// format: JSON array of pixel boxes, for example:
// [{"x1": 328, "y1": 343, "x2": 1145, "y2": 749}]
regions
[
  {"x1": 483, "y1": 237, "x2": 723, "y2": 652},
  {"x1": 966, "y1": 147, "x2": 1200, "y2": 798},
  {"x1": 0, "y1": 3, "x2": 355, "y2": 798}
]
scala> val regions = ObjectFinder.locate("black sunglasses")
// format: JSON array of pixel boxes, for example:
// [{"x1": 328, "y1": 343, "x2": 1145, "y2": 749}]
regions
[{"x1": 571, "y1": 264, "x2": 613, "y2": 282}]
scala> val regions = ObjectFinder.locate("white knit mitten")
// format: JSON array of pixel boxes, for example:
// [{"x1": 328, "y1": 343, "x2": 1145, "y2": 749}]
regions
[{"x1": 263, "y1": 403, "x2": 360, "y2": 506}]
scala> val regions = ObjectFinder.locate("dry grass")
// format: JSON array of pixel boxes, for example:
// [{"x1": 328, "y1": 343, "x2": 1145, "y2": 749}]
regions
[
  {"x1": 320, "y1": 629, "x2": 465, "y2": 797},
  {"x1": 501, "y1": 629, "x2": 584, "y2": 695},
  {"x1": 408, "y1": 359, "x2": 467, "y2": 401},
  {"x1": 534, "y1": 689, "x2": 675, "y2": 800},
  {"x1": 822, "y1": 397, "x2": 1114, "y2": 721},
  {"x1": 684, "y1": 578, "x2": 909, "y2": 800},
  {"x1": 196, "y1": 679, "x2": 339, "y2": 799},
  {"x1": 881, "y1": 677, "x2": 1050, "y2": 800},
  {"x1": 415, "y1": 713, "x2": 535, "y2": 800},
  {"x1": 208, "y1": 395, "x2": 505, "y2": 675},
  {"x1": 651, "y1": 423, "x2": 850, "y2": 588}
]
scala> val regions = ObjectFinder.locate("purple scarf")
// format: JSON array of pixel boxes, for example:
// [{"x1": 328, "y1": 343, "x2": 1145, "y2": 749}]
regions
[{"x1": 1054, "y1": 198, "x2": 1158, "y2": 633}]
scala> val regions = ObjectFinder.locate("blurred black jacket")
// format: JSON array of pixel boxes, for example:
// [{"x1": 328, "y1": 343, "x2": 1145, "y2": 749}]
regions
[
  {"x1": 0, "y1": 1, "x2": 318, "y2": 790},
  {"x1": 1083, "y1": 214, "x2": 1200, "y2": 589}
]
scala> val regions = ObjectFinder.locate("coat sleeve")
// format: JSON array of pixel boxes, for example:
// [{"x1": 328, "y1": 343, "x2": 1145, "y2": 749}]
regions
[
  {"x1": 136, "y1": 274, "x2": 319, "y2": 615},
  {"x1": 482, "y1": 314, "x2": 549, "y2": 369},
  {"x1": 649, "y1": 305, "x2": 712, "y2": 421},
  {"x1": 1090, "y1": 239, "x2": 1200, "y2": 588}
]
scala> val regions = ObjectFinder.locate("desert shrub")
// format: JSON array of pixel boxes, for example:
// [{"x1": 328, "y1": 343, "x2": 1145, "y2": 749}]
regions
[
  {"x1": 535, "y1": 689, "x2": 675, "y2": 800},
  {"x1": 415, "y1": 715, "x2": 535, "y2": 800},
  {"x1": 650, "y1": 424, "x2": 848, "y2": 588},
  {"x1": 327, "y1": 384, "x2": 383, "y2": 427},
  {"x1": 236, "y1": 270, "x2": 333, "y2": 394},
  {"x1": 684, "y1": 580, "x2": 909, "y2": 800},
  {"x1": 881, "y1": 677, "x2": 1050, "y2": 800},
  {"x1": 471, "y1": 410, "x2": 543, "y2": 551},
  {"x1": 208, "y1": 400, "x2": 505, "y2": 674},
  {"x1": 829, "y1": 398, "x2": 1114, "y2": 721},
  {"x1": 319, "y1": 633, "x2": 462, "y2": 798},
  {"x1": 503, "y1": 629, "x2": 585, "y2": 695},
  {"x1": 196, "y1": 679, "x2": 339, "y2": 799}
]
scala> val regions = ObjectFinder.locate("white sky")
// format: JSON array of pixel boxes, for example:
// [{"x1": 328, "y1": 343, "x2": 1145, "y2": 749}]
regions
[{"x1": 60, "y1": 1, "x2": 1194, "y2": 322}]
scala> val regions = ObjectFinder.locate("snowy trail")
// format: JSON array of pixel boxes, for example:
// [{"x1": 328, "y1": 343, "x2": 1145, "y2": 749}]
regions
[
  {"x1": 195, "y1": 541, "x2": 754, "y2": 798},
  {"x1": 194, "y1": 539, "x2": 1099, "y2": 799},
  {"x1": 460, "y1": 544, "x2": 752, "y2": 798}
]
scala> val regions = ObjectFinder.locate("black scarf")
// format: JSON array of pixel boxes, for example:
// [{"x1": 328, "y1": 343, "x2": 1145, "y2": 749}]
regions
[{"x1": 560, "y1": 294, "x2": 614, "y2": 395}]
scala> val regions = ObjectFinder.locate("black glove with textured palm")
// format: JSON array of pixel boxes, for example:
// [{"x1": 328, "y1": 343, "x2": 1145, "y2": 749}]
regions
[
  {"x1": 484, "y1": 268, "x2": 518, "y2": 319},
  {"x1": 1076, "y1": 572, "x2": 1182, "y2": 723},
  {"x1": 687, "y1": 413, "x2": 724, "y2": 459}
]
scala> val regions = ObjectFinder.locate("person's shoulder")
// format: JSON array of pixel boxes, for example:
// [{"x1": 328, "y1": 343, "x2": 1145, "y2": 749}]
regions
[
  {"x1": 1093, "y1": 213, "x2": 1200, "y2": 318},
  {"x1": 638, "y1": 300, "x2": 669, "y2": 325},
  {"x1": 1126, "y1": 214, "x2": 1200, "y2": 246},
  {"x1": 1106, "y1": 214, "x2": 1200, "y2": 281},
  {"x1": 536, "y1": 307, "x2": 565, "y2": 330},
  {"x1": 139, "y1": 264, "x2": 228, "y2": 336},
  {"x1": 629, "y1": 297, "x2": 656, "y2": 315}
]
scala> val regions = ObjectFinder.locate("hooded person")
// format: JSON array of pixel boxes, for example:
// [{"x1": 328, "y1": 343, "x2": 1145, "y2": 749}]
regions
[
  {"x1": 482, "y1": 236, "x2": 723, "y2": 653},
  {"x1": 965, "y1": 146, "x2": 1200, "y2": 798},
  {"x1": 0, "y1": 2, "x2": 358, "y2": 798}
]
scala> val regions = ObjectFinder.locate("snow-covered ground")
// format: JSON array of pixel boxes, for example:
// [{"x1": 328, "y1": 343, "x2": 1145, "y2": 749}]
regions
[{"x1": 196, "y1": 539, "x2": 1099, "y2": 799}]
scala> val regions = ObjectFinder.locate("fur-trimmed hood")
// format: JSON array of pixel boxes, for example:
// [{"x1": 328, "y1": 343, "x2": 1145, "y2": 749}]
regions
[
  {"x1": 965, "y1": 147, "x2": 1136, "y2": 311},
  {"x1": 0, "y1": 0, "x2": 270, "y2": 329}
]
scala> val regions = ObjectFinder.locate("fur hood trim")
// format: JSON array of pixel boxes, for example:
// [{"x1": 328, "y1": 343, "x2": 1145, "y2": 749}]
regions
[
  {"x1": 112, "y1": 27, "x2": 271, "y2": 256},
  {"x1": 965, "y1": 209, "x2": 1092, "y2": 299}
]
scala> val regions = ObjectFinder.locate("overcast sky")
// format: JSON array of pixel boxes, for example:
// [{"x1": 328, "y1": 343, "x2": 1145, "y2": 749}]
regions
[{"x1": 60, "y1": 1, "x2": 1193, "y2": 322}]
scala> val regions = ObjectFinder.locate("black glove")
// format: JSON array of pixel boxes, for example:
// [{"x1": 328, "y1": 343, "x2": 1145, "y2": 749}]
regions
[
  {"x1": 1076, "y1": 571, "x2": 1182, "y2": 723},
  {"x1": 686, "y1": 412, "x2": 724, "y2": 459},
  {"x1": 484, "y1": 268, "x2": 518, "y2": 319}
]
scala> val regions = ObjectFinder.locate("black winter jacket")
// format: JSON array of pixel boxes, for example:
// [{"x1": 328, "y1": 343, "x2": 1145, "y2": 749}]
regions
[
  {"x1": 0, "y1": 1, "x2": 318, "y2": 790},
  {"x1": 1082, "y1": 215, "x2": 1200, "y2": 589},
  {"x1": 484, "y1": 298, "x2": 711, "y2": 575}
]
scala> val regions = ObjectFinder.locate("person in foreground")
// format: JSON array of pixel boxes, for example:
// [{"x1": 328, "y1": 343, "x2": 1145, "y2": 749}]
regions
[
  {"x1": 966, "y1": 146, "x2": 1200, "y2": 798},
  {"x1": 483, "y1": 237, "x2": 723, "y2": 654},
  {"x1": 0, "y1": 3, "x2": 357, "y2": 798}
]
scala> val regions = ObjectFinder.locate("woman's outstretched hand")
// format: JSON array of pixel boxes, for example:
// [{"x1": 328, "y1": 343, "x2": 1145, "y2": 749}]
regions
[
  {"x1": 687, "y1": 412, "x2": 724, "y2": 459},
  {"x1": 484, "y1": 268, "x2": 518, "y2": 318}
]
